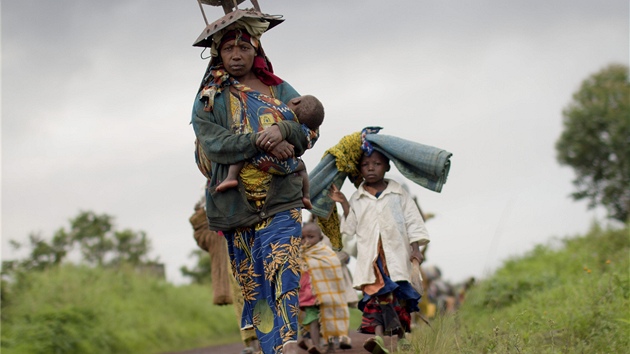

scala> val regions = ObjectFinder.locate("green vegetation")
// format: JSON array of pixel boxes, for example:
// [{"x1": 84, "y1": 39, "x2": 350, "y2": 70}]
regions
[
  {"x1": 3, "y1": 211, "x2": 159, "y2": 274},
  {"x1": 2, "y1": 223, "x2": 627, "y2": 353},
  {"x1": 180, "y1": 249, "x2": 213, "y2": 285},
  {"x1": 556, "y1": 63, "x2": 630, "y2": 223},
  {"x1": 1, "y1": 265, "x2": 240, "y2": 354},
  {"x1": 409, "y1": 223, "x2": 629, "y2": 353}
]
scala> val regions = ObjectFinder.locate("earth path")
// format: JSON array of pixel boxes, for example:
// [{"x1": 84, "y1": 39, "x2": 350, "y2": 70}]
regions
[{"x1": 164, "y1": 330, "x2": 406, "y2": 354}]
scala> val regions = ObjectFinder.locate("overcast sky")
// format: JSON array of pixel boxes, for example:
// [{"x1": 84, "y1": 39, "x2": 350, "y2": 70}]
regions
[{"x1": 2, "y1": 0, "x2": 628, "y2": 285}]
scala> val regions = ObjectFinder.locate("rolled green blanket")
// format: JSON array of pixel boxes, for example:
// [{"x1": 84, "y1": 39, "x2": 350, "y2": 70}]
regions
[
  {"x1": 308, "y1": 130, "x2": 452, "y2": 250},
  {"x1": 365, "y1": 134, "x2": 452, "y2": 193}
]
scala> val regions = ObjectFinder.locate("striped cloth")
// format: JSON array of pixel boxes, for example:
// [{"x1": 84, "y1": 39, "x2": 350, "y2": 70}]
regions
[{"x1": 302, "y1": 241, "x2": 350, "y2": 340}]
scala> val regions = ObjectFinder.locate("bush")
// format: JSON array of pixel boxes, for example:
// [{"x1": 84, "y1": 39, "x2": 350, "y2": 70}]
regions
[
  {"x1": 409, "y1": 222, "x2": 629, "y2": 354},
  {"x1": 1, "y1": 265, "x2": 240, "y2": 354}
]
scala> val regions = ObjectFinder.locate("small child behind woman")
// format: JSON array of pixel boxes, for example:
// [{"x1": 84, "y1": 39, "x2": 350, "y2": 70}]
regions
[{"x1": 298, "y1": 222, "x2": 351, "y2": 354}]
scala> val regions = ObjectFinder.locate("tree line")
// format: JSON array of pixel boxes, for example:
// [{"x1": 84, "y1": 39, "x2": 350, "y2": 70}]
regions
[
  {"x1": 2, "y1": 211, "x2": 159, "y2": 276},
  {"x1": 2, "y1": 210, "x2": 212, "y2": 285}
]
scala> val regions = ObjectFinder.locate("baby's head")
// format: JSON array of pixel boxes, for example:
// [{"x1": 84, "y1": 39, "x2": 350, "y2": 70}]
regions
[
  {"x1": 287, "y1": 95, "x2": 324, "y2": 131},
  {"x1": 301, "y1": 222, "x2": 323, "y2": 248}
]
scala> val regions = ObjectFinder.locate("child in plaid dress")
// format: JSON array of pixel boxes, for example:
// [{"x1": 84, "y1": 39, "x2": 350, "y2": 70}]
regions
[{"x1": 298, "y1": 222, "x2": 351, "y2": 354}]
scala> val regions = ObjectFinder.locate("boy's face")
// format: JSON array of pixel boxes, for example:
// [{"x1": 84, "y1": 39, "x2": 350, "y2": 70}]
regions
[
  {"x1": 360, "y1": 151, "x2": 389, "y2": 184},
  {"x1": 302, "y1": 224, "x2": 322, "y2": 248}
]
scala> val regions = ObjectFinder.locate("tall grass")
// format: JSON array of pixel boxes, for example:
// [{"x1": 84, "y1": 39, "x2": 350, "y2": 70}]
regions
[
  {"x1": 2, "y1": 223, "x2": 628, "y2": 353},
  {"x1": 409, "y1": 223, "x2": 629, "y2": 353},
  {"x1": 1, "y1": 265, "x2": 240, "y2": 353}
]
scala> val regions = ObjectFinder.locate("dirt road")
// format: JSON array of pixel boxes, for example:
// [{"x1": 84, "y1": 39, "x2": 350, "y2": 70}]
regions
[{"x1": 165, "y1": 331, "x2": 404, "y2": 354}]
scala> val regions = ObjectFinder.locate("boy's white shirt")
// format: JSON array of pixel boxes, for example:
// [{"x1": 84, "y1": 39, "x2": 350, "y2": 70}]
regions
[{"x1": 340, "y1": 178, "x2": 430, "y2": 290}]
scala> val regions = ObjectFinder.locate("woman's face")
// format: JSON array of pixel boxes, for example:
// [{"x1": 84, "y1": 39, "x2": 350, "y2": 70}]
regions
[{"x1": 220, "y1": 39, "x2": 256, "y2": 79}]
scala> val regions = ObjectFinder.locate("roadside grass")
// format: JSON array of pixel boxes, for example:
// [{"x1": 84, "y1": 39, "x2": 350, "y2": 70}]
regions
[
  {"x1": 1, "y1": 265, "x2": 239, "y2": 354},
  {"x1": 407, "y1": 222, "x2": 629, "y2": 353},
  {"x1": 2, "y1": 223, "x2": 627, "y2": 353}
]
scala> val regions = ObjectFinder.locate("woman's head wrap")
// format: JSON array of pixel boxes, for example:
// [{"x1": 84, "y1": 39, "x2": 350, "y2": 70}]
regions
[
  {"x1": 217, "y1": 29, "x2": 260, "y2": 55},
  {"x1": 210, "y1": 17, "x2": 282, "y2": 86},
  {"x1": 210, "y1": 17, "x2": 269, "y2": 58}
]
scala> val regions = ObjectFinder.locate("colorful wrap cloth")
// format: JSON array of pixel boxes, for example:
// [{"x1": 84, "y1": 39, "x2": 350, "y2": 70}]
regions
[
  {"x1": 301, "y1": 241, "x2": 350, "y2": 341},
  {"x1": 224, "y1": 209, "x2": 302, "y2": 354},
  {"x1": 308, "y1": 128, "x2": 452, "y2": 250},
  {"x1": 308, "y1": 132, "x2": 364, "y2": 250},
  {"x1": 198, "y1": 67, "x2": 318, "y2": 176}
]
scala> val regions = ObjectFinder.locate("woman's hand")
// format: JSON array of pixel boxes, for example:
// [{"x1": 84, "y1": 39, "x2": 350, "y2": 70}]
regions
[
  {"x1": 268, "y1": 140, "x2": 294, "y2": 160},
  {"x1": 256, "y1": 125, "x2": 283, "y2": 151}
]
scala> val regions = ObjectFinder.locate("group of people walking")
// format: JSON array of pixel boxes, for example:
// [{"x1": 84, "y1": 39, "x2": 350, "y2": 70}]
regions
[{"x1": 190, "y1": 8, "x2": 431, "y2": 354}]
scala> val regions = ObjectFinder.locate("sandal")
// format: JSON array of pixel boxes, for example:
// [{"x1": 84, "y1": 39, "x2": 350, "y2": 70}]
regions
[
  {"x1": 307, "y1": 346, "x2": 322, "y2": 354},
  {"x1": 339, "y1": 335, "x2": 353, "y2": 350},
  {"x1": 363, "y1": 336, "x2": 389, "y2": 354}
]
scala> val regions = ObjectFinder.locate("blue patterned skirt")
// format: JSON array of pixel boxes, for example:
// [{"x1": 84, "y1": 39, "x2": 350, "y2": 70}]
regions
[{"x1": 224, "y1": 209, "x2": 302, "y2": 354}]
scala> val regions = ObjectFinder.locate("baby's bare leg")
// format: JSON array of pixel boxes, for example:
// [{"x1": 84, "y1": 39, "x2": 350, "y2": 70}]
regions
[
  {"x1": 296, "y1": 161, "x2": 312, "y2": 209},
  {"x1": 216, "y1": 161, "x2": 244, "y2": 192}
]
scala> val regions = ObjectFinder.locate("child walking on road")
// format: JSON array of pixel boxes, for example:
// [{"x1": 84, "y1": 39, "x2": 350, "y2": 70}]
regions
[
  {"x1": 330, "y1": 150, "x2": 430, "y2": 354},
  {"x1": 298, "y1": 222, "x2": 352, "y2": 354}
]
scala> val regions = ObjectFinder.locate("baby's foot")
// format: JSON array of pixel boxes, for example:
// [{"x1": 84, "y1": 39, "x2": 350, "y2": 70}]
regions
[{"x1": 215, "y1": 179, "x2": 238, "y2": 192}]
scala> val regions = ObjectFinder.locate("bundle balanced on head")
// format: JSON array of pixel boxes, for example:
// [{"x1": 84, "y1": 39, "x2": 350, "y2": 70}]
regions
[
  {"x1": 330, "y1": 149, "x2": 430, "y2": 354},
  {"x1": 191, "y1": 14, "x2": 322, "y2": 354}
]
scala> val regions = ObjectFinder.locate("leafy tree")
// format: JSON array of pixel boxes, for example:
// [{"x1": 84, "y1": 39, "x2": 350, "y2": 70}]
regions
[
  {"x1": 180, "y1": 249, "x2": 212, "y2": 284},
  {"x1": 110, "y1": 229, "x2": 151, "y2": 266},
  {"x1": 3, "y1": 229, "x2": 72, "y2": 273},
  {"x1": 70, "y1": 211, "x2": 115, "y2": 266},
  {"x1": 2, "y1": 211, "x2": 156, "y2": 276},
  {"x1": 556, "y1": 63, "x2": 630, "y2": 222},
  {"x1": 66, "y1": 211, "x2": 155, "y2": 267}
]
